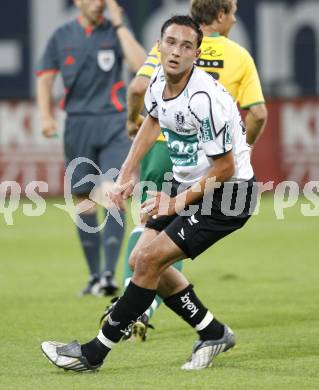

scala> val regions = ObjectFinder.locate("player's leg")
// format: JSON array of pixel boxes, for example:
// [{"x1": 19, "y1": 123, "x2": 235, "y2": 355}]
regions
[
  {"x1": 41, "y1": 228, "x2": 181, "y2": 370},
  {"x1": 159, "y1": 180, "x2": 257, "y2": 370},
  {"x1": 130, "y1": 223, "x2": 229, "y2": 353},
  {"x1": 97, "y1": 115, "x2": 131, "y2": 295},
  {"x1": 122, "y1": 141, "x2": 183, "y2": 329},
  {"x1": 144, "y1": 259, "x2": 183, "y2": 320},
  {"x1": 41, "y1": 180, "x2": 256, "y2": 371},
  {"x1": 78, "y1": 229, "x2": 186, "y2": 366},
  {"x1": 123, "y1": 226, "x2": 144, "y2": 288},
  {"x1": 123, "y1": 140, "x2": 174, "y2": 290},
  {"x1": 64, "y1": 116, "x2": 101, "y2": 296},
  {"x1": 41, "y1": 227, "x2": 227, "y2": 371},
  {"x1": 47, "y1": 223, "x2": 230, "y2": 371}
]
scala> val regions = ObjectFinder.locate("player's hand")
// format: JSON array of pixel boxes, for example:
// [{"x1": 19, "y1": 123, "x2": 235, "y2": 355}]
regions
[
  {"x1": 117, "y1": 169, "x2": 136, "y2": 200},
  {"x1": 141, "y1": 191, "x2": 176, "y2": 218},
  {"x1": 106, "y1": 0, "x2": 123, "y2": 27},
  {"x1": 108, "y1": 168, "x2": 136, "y2": 209},
  {"x1": 41, "y1": 117, "x2": 58, "y2": 138},
  {"x1": 107, "y1": 181, "x2": 131, "y2": 210},
  {"x1": 126, "y1": 114, "x2": 145, "y2": 139}
]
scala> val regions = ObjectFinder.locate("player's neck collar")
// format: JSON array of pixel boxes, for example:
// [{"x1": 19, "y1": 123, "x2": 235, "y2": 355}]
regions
[
  {"x1": 208, "y1": 32, "x2": 221, "y2": 37},
  {"x1": 162, "y1": 65, "x2": 195, "y2": 102}
]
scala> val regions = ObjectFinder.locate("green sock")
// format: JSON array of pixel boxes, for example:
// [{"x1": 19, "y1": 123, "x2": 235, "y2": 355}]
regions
[
  {"x1": 123, "y1": 227, "x2": 143, "y2": 288},
  {"x1": 123, "y1": 228, "x2": 183, "y2": 320}
]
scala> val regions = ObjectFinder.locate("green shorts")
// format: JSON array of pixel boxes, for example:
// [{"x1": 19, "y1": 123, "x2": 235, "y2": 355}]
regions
[{"x1": 140, "y1": 141, "x2": 172, "y2": 203}]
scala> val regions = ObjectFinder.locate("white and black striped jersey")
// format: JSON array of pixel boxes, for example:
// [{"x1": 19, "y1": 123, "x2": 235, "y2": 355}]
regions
[{"x1": 145, "y1": 65, "x2": 254, "y2": 185}]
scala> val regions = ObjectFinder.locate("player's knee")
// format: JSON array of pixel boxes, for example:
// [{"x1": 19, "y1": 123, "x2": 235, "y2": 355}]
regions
[
  {"x1": 128, "y1": 250, "x2": 138, "y2": 270},
  {"x1": 134, "y1": 248, "x2": 161, "y2": 278}
]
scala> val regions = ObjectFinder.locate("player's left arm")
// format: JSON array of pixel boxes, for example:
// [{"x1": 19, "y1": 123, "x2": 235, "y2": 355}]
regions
[
  {"x1": 143, "y1": 91, "x2": 236, "y2": 216},
  {"x1": 238, "y1": 53, "x2": 268, "y2": 147},
  {"x1": 143, "y1": 151, "x2": 235, "y2": 217},
  {"x1": 174, "y1": 151, "x2": 235, "y2": 213},
  {"x1": 106, "y1": 0, "x2": 146, "y2": 72}
]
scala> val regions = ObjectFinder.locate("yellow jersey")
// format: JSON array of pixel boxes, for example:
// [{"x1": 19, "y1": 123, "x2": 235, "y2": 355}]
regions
[{"x1": 137, "y1": 33, "x2": 265, "y2": 109}]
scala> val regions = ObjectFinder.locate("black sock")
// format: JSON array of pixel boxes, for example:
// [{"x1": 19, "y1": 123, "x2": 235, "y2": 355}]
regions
[
  {"x1": 81, "y1": 338, "x2": 110, "y2": 366},
  {"x1": 81, "y1": 281, "x2": 156, "y2": 365},
  {"x1": 164, "y1": 284, "x2": 224, "y2": 341},
  {"x1": 198, "y1": 318, "x2": 225, "y2": 341},
  {"x1": 102, "y1": 281, "x2": 157, "y2": 342}
]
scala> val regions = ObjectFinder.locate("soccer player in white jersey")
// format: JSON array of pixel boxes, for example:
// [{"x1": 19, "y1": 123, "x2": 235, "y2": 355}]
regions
[{"x1": 41, "y1": 15, "x2": 257, "y2": 372}]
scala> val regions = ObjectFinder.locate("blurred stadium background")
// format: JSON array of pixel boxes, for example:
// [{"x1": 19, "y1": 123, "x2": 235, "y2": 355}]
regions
[{"x1": 0, "y1": 0, "x2": 318, "y2": 191}]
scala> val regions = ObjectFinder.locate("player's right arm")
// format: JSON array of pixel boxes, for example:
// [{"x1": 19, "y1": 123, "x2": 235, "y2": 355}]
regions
[
  {"x1": 36, "y1": 72, "x2": 58, "y2": 138},
  {"x1": 110, "y1": 114, "x2": 161, "y2": 208},
  {"x1": 36, "y1": 32, "x2": 60, "y2": 138},
  {"x1": 126, "y1": 76, "x2": 149, "y2": 138}
]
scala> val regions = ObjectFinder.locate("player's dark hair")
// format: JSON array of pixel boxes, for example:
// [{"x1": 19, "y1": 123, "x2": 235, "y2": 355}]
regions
[
  {"x1": 190, "y1": 0, "x2": 233, "y2": 25},
  {"x1": 161, "y1": 15, "x2": 203, "y2": 48}
]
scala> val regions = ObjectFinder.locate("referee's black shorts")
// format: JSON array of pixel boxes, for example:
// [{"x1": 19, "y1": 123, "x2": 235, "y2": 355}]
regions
[{"x1": 145, "y1": 177, "x2": 257, "y2": 259}]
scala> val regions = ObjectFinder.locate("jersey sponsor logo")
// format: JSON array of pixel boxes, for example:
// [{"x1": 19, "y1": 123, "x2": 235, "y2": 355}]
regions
[
  {"x1": 97, "y1": 50, "x2": 115, "y2": 72},
  {"x1": 201, "y1": 44, "x2": 224, "y2": 58},
  {"x1": 201, "y1": 117, "x2": 215, "y2": 142},
  {"x1": 197, "y1": 59, "x2": 224, "y2": 69},
  {"x1": 162, "y1": 128, "x2": 198, "y2": 167},
  {"x1": 180, "y1": 292, "x2": 199, "y2": 318},
  {"x1": 197, "y1": 44, "x2": 225, "y2": 70}
]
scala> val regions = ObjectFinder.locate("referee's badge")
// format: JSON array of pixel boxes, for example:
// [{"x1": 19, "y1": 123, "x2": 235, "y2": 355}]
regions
[{"x1": 98, "y1": 50, "x2": 115, "y2": 72}]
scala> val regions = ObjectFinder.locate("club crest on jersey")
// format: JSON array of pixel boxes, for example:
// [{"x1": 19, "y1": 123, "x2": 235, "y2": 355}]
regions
[
  {"x1": 175, "y1": 111, "x2": 185, "y2": 131},
  {"x1": 97, "y1": 50, "x2": 115, "y2": 72}
]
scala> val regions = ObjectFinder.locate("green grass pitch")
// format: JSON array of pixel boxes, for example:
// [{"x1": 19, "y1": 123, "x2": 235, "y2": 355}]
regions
[{"x1": 0, "y1": 195, "x2": 318, "y2": 389}]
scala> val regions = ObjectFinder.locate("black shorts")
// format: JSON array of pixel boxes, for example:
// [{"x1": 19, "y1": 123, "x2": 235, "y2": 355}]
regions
[{"x1": 146, "y1": 178, "x2": 257, "y2": 259}]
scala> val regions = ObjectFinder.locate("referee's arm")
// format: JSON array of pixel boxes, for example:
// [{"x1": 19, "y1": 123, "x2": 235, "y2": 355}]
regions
[
  {"x1": 106, "y1": 0, "x2": 146, "y2": 72},
  {"x1": 36, "y1": 72, "x2": 59, "y2": 138}
]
